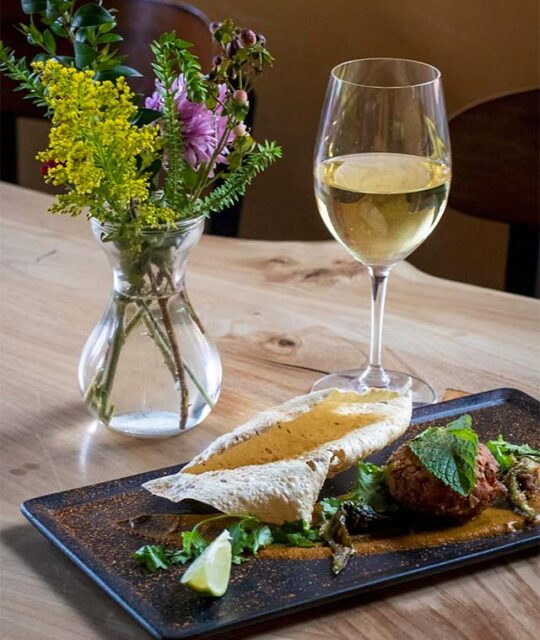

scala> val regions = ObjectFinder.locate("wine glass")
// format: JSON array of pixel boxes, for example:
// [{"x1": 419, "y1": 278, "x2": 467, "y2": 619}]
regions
[{"x1": 313, "y1": 58, "x2": 451, "y2": 405}]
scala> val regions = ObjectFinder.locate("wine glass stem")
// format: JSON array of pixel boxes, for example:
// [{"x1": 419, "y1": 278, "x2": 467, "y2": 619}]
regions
[{"x1": 362, "y1": 266, "x2": 391, "y2": 387}]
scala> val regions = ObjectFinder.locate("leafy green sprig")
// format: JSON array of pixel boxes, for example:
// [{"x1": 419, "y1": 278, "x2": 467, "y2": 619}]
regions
[
  {"x1": 149, "y1": 34, "x2": 201, "y2": 212},
  {"x1": 191, "y1": 141, "x2": 282, "y2": 217},
  {"x1": 133, "y1": 513, "x2": 324, "y2": 574},
  {"x1": 319, "y1": 461, "x2": 396, "y2": 520},
  {"x1": 0, "y1": 1, "x2": 140, "y2": 122},
  {"x1": 133, "y1": 514, "x2": 275, "y2": 573},
  {"x1": 271, "y1": 519, "x2": 320, "y2": 547},
  {"x1": 486, "y1": 435, "x2": 540, "y2": 473},
  {"x1": 4, "y1": 1, "x2": 140, "y2": 80},
  {"x1": 0, "y1": 45, "x2": 47, "y2": 107},
  {"x1": 132, "y1": 544, "x2": 188, "y2": 572}
]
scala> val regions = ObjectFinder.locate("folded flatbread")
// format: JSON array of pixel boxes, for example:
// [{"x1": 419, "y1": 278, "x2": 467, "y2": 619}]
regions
[{"x1": 143, "y1": 387, "x2": 412, "y2": 524}]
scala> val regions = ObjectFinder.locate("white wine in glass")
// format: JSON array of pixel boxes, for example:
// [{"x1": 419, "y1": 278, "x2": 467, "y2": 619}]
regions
[{"x1": 313, "y1": 59, "x2": 451, "y2": 405}]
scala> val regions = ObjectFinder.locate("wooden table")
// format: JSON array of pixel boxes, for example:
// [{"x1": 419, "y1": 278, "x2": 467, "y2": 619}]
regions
[{"x1": 1, "y1": 182, "x2": 539, "y2": 640}]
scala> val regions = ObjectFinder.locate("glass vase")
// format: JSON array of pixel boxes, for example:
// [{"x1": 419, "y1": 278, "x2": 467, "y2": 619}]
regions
[{"x1": 79, "y1": 217, "x2": 222, "y2": 438}]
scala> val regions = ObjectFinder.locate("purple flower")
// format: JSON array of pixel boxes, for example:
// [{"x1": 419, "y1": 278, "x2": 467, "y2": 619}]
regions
[
  {"x1": 145, "y1": 76, "x2": 234, "y2": 174},
  {"x1": 145, "y1": 91, "x2": 162, "y2": 111}
]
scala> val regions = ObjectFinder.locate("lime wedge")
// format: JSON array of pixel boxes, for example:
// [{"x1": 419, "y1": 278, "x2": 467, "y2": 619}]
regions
[{"x1": 180, "y1": 530, "x2": 232, "y2": 597}]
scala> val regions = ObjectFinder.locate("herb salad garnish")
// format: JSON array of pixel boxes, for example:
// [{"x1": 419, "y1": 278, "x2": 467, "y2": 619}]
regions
[
  {"x1": 133, "y1": 514, "x2": 274, "y2": 572},
  {"x1": 486, "y1": 435, "x2": 540, "y2": 473},
  {"x1": 320, "y1": 461, "x2": 396, "y2": 519},
  {"x1": 133, "y1": 545, "x2": 189, "y2": 572},
  {"x1": 133, "y1": 415, "x2": 539, "y2": 589},
  {"x1": 133, "y1": 515, "x2": 322, "y2": 574}
]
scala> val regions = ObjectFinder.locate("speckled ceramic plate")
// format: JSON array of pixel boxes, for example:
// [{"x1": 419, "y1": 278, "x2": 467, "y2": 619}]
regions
[{"x1": 21, "y1": 388, "x2": 540, "y2": 640}]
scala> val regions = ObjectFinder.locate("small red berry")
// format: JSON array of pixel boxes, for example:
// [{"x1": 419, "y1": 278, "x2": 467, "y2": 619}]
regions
[
  {"x1": 233, "y1": 89, "x2": 249, "y2": 105},
  {"x1": 240, "y1": 29, "x2": 257, "y2": 47},
  {"x1": 40, "y1": 159, "x2": 58, "y2": 177}
]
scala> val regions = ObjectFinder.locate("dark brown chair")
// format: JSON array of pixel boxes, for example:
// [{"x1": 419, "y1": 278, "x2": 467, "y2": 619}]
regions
[
  {"x1": 449, "y1": 90, "x2": 540, "y2": 297},
  {"x1": 115, "y1": 0, "x2": 212, "y2": 94}
]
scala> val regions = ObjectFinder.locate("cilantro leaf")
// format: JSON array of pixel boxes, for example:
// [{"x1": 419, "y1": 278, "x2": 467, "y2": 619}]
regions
[
  {"x1": 247, "y1": 524, "x2": 273, "y2": 553},
  {"x1": 132, "y1": 545, "x2": 174, "y2": 572},
  {"x1": 351, "y1": 462, "x2": 395, "y2": 513},
  {"x1": 229, "y1": 520, "x2": 250, "y2": 562},
  {"x1": 271, "y1": 519, "x2": 320, "y2": 546},
  {"x1": 318, "y1": 462, "x2": 396, "y2": 521},
  {"x1": 166, "y1": 549, "x2": 192, "y2": 565},
  {"x1": 409, "y1": 415, "x2": 479, "y2": 496},
  {"x1": 319, "y1": 496, "x2": 342, "y2": 519},
  {"x1": 486, "y1": 435, "x2": 540, "y2": 472},
  {"x1": 133, "y1": 514, "x2": 274, "y2": 573},
  {"x1": 229, "y1": 517, "x2": 273, "y2": 563},
  {"x1": 286, "y1": 533, "x2": 317, "y2": 547},
  {"x1": 181, "y1": 529, "x2": 209, "y2": 559}
]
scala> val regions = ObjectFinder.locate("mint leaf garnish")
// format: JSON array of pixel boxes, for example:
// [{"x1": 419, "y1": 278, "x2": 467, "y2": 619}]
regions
[
  {"x1": 409, "y1": 415, "x2": 478, "y2": 496},
  {"x1": 446, "y1": 414, "x2": 473, "y2": 430}
]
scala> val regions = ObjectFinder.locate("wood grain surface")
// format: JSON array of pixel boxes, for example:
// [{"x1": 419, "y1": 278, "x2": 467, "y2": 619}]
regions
[{"x1": 0, "y1": 182, "x2": 539, "y2": 640}]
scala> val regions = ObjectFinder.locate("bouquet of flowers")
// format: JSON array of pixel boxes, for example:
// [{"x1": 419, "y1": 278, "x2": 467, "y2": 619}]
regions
[{"x1": 0, "y1": 1, "x2": 281, "y2": 434}]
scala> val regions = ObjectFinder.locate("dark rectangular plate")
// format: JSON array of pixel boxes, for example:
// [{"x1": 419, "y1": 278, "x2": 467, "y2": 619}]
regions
[{"x1": 21, "y1": 388, "x2": 540, "y2": 640}]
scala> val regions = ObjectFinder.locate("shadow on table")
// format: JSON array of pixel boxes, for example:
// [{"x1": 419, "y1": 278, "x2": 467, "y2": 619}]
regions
[
  {"x1": 1, "y1": 523, "x2": 148, "y2": 640},
  {"x1": 5, "y1": 398, "x2": 189, "y2": 478},
  {"x1": 3, "y1": 521, "x2": 538, "y2": 640}
]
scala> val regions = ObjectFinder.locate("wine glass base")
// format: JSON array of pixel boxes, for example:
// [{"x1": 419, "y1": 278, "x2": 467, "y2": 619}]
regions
[{"x1": 311, "y1": 369, "x2": 437, "y2": 407}]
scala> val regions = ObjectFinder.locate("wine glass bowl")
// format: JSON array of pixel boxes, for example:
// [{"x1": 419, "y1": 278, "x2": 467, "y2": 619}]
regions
[{"x1": 313, "y1": 59, "x2": 451, "y2": 405}]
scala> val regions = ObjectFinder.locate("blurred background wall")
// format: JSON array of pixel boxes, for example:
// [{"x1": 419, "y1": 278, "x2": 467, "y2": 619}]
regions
[{"x1": 13, "y1": 0, "x2": 540, "y2": 291}]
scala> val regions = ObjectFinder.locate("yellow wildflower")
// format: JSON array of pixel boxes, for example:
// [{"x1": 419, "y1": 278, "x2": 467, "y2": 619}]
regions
[{"x1": 34, "y1": 59, "x2": 165, "y2": 225}]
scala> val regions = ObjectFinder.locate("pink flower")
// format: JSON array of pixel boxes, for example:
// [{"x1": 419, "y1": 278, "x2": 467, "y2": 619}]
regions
[{"x1": 145, "y1": 76, "x2": 234, "y2": 174}]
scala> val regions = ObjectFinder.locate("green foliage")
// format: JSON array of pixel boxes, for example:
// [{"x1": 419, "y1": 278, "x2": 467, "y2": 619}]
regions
[
  {"x1": 181, "y1": 514, "x2": 274, "y2": 564},
  {"x1": 22, "y1": 0, "x2": 48, "y2": 14},
  {"x1": 3, "y1": 5, "x2": 282, "y2": 228},
  {"x1": 319, "y1": 496, "x2": 342, "y2": 519},
  {"x1": 149, "y1": 32, "x2": 208, "y2": 212},
  {"x1": 409, "y1": 414, "x2": 479, "y2": 496},
  {"x1": 486, "y1": 435, "x2": 540, "y2": 473},
  {"x1": 0, "y1": 42, "x2": 47, "y2": 107},
  {"x1": 150, "y1": 32, "x2": 207, "y2": 103},
  {"x1": 11, "y1": 0, "x2": 139, "y2": 81},
  {"x1": 132, "y1": 544, "x2": 189, "y2": 572},
  {"x1": 133, "y1": 514, "x2": 275, "y2": 574},
  {"x1": 95, "y1": 64, "x2": 141, "y2": 81},
  {"x1": 193, "y1": 141, "x2": 282, "y2": 216},
  {"x1": 271, "y1": 520, "x2": 320, "y2": 547},
  {"x1": 228, "y1": 517, "x2": 273, "y2": 564},
  {"x1": 351, "y1": 462, "x2": 394, "y2": 512},
  {"x1": 72, "y1": 3, "x2": 115, "y2": 28},
  {"x1": 180, "y1": 528, "x2": 209, "y2": 559},
  {"x1": 319, "y1": 461, "x2": 397, "y2": 520}
]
